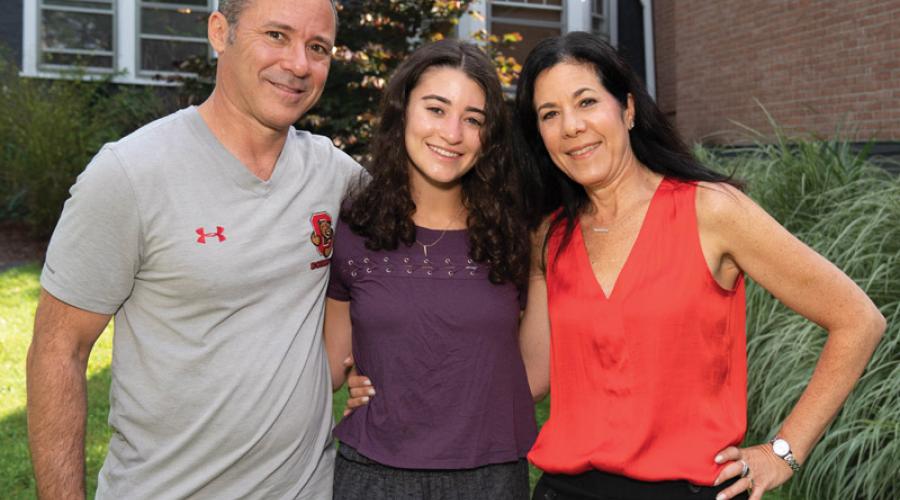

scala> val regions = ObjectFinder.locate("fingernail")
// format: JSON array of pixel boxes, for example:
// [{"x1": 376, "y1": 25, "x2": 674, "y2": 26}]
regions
[
  {"x1": 714, "y1": 454, "x2": 724, "y2": 463},
  {"x1": 363, "y1": 379, "x2": 372, "y2": 386},
  {"x1": 713, "y1": 479, "x2": 720, "y2": 486},
  {"x1": 368, "y1": 389, "x2": 376, "y2": 396},
  {"x1": 362, "y1": 396, "x2": 369, "y2": 403},
  {"x1": 716, "y1": 494, "x2": 726, "y2": 500}
]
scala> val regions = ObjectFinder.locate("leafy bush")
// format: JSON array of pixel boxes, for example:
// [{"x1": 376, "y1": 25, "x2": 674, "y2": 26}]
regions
[
  {"x1": 699, "y1": 131, "x2": 899, "y2": 500},
  {"x1": 0, "y1": 54, "x2": 165, "y2": 237}
]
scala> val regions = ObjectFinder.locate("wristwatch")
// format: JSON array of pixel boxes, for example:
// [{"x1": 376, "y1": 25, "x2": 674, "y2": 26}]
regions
[{"x1": 770, "y1": 436, "x2": 801, "y2": 472}]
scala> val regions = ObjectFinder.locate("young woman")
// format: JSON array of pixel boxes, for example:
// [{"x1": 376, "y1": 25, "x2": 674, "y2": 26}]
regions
[
  {"x1": 323, "y1": 40, "x2": 537, "y2": 499},
  {"x1": 515, "y1": 32, "x2": 885, "y2": 500}
]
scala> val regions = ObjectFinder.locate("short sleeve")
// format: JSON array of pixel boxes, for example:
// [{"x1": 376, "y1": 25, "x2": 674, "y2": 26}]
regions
[
  {"x1": 40, "y1": 145, "x2": 142, "y2": 315},
  {"x1": 326, "y1": 222, "x2": 351, "y2": 302}
]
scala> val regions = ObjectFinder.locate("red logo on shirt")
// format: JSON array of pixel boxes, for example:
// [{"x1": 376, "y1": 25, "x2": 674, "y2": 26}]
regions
[
  {"x1": 309, "y1": 212, "x2": 334, "y2": 258},
  {"x1": 196, "y1": 226, "x2": 226, "y2": 244}
]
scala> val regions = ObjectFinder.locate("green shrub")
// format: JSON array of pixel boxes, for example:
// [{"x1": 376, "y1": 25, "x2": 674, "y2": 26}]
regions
[
  {"x1": 0, "y1": 54, "x2": 166, "y2": 237},
  {"x1": 699, "y1": 133, "x2": 900, "y2": 500}
]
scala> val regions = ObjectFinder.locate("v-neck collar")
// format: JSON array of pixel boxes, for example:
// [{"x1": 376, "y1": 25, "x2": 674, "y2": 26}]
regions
[
  {"x1": 185, "y1": 107, "x2": 293, "y2": 197},
  {"x1": 576, "y1": 177, "x2": 669, "y2": 300}
]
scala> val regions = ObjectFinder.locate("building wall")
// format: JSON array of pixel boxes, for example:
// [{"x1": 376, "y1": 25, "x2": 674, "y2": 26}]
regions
[
  {"x1": 0, "y1": 0, "x2": 23, "y2": 66},
  {"x1": 653, "y1": 1, "x2": 900, "y2": 144}
]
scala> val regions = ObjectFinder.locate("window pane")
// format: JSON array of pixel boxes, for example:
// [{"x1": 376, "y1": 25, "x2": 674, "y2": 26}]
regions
[
  {"x1": 44, "y1": 0, "x2": 113, "y2": 9},
  {"x1": 42, "y1": 10, "x2": 113, "y2": 52},
  {"x1": 141, "y1": 7, "x2": 209, "y2": 38},
  {"x1": 42, "y1": 52, "x2": 113, "y2": 68},
  {"x1": 490, "y1": 23, "x2": 560, "y2": 63},
  {"x1": 141, "y1": 39, "x2": 208, "y2": 71},
  {"x1": 492, "y1": 5, "x2": 561, "y2": 24},
  {"x1": 144, "y1": 0, "x2": 209, "y2": 5}
]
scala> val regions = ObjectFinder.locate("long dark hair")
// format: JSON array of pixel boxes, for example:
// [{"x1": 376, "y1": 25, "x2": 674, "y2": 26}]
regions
[
  {"x1": 344, "y1": 39, "x2": 529, "y2": 289},
  {"x1": 514, "y1": 32, "x2": 740, "y2": 261}
]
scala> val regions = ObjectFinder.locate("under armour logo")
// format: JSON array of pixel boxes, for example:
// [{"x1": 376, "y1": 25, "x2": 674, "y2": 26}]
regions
[{"x1": 196, "y1": 226, "x2": 226, "y2": 244}]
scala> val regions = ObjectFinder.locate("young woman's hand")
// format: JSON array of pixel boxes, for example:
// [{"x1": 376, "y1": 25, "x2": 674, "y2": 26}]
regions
[{"x1": 342, "y1": 356, "x2": 376, "y2": 416}]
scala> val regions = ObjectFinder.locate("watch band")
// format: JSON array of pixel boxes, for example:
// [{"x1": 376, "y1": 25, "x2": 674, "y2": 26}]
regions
[{"x1": 770, "y1": 437, "x2": 802, "y2": 472}]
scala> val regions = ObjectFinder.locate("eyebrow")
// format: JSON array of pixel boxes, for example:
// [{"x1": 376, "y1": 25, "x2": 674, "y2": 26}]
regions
[
  {"x1": 421, "y1": 95, "x2": 486, "y2": 116},
  {"x1": 535, "y1": 86, "x2": 597, "y2": 112}
]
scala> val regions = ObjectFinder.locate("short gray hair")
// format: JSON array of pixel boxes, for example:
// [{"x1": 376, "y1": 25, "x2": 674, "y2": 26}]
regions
[{"x1": 217, "y1": 0, "x2": 338, "y2": 44}]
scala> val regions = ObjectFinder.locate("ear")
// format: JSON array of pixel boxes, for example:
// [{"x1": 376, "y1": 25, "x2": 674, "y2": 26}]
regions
[
  {"x1": 208, "y1": 11, "x2": 229, "y2": 54},
  {"x1": 625, "y1": 93, "x2": 636, "y2": 124}
]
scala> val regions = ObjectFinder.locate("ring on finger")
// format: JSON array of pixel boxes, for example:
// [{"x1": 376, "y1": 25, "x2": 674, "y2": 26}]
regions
[{"x1": 740, "y1": 460, "x2": 750, "y2": 479}]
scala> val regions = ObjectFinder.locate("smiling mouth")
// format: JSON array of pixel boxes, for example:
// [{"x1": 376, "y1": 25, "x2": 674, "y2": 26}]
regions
[
  {"x1": 567, "y1": 143, "x2": 600, "y2": 157},
  {"x1": 427, "y1": 144, "x2": 463, "y2": 159},
  {"x1": 269, "y1": 80, "x2": 305, "y2": 95}
]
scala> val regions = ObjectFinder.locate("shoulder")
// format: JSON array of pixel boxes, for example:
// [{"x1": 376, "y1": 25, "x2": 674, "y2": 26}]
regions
[
  {"x1": 694, "y1": 181, "x2": 758, "y2": 227},
  {"x1": 110, "y1": 107, "x2": 195, "y2": 154},
  {"x1": 290, "y1": 129, "x2": 364, "y2": 176}
]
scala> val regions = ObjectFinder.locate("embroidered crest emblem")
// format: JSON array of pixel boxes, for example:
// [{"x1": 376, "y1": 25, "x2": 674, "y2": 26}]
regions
[
  {"x1": 196, "y1": 226, "x2": 226, "y2": 244},
  {"x1": 309, "y1": 212, "x2": 334, "y2": 258}
]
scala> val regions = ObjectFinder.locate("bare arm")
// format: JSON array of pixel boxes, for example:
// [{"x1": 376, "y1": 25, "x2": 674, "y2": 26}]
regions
[
  {"x1": 323, "y1": 298, "x2": 353, "y2": 391},
  {"x1": 698, "y1": 184, "x2": 886, "y2": 499},
  {"x1": 519, "y1": 227, "x2": 552, "y2": 402},
  {"x1": 27, "y1": 289, "x2": 111, "y2": 500}
]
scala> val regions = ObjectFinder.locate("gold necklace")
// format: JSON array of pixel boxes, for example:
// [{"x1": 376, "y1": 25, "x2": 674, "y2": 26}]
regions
[{"x1": 415, "y1": 208, "x2": 465, "y2": 256}]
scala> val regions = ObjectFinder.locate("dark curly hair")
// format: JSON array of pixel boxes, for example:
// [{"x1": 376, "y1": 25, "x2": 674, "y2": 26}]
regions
[
  {"x1": 343, "y1": 39, "x2": 529, "y2": 289},
  {"x1": 514, "y1": 32, "x2": 741, "y2": 264}
]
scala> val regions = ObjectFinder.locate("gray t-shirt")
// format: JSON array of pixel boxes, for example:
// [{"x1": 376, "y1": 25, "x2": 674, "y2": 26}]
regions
[{"x1": 41, "y1": 107, "x2": 363, "y2": 499}]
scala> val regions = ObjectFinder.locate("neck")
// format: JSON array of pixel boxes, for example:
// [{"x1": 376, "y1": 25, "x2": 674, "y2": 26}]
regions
[
  {"x1": 408, "y1": 171, "x2": 467, "y2": 229},
  {"x1": 583, "y1": 158, "x2": 661, "y2": 222},
  {"x1": 197, "y1": 88, "x2": 289, "y2": 181}
]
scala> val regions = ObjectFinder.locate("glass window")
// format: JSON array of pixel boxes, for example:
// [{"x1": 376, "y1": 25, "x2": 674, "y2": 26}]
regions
[
  {"x1": 488, "y1": 0, "x2": 563, "y2": 64},
  {"x1": 39, "y1": 0, "x2": 114, "y2": 70},
  {"x1": 592, "y1": 0, "x2": 610, "y2": 37},
  {"x1": 138, "y1": 1, "x2": 212, "y2": 73}
]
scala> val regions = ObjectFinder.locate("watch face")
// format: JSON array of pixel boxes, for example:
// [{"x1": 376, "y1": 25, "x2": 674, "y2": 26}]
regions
[{"x1": 773, "y1": 438, "x2": 790, "y2": 456}]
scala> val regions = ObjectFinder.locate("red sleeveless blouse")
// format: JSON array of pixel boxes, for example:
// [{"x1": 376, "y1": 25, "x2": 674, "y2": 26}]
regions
[{"x1": 528, "y1": 178, "x2": 747, "y2": 485}]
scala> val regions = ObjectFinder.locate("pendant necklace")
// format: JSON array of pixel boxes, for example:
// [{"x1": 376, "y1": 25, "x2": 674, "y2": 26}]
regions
[{"x1": 416, "y1": 208, "x2": 465, "y2": 256}]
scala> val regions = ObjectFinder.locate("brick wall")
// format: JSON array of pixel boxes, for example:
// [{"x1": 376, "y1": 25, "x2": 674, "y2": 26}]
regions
[{"x1": 653, "y1": 1, "x2": 900, "y2": 144}]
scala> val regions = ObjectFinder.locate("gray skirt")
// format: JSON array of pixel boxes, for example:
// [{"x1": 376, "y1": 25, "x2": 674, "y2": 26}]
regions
[{"x1": 333, "y1": 444, "x2": 530, "y2": 500}]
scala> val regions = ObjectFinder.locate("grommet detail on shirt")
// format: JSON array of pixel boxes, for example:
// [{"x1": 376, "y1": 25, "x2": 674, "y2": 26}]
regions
[
  {"x1": 426, "y1": 270, "x2": 433, "y2": 276},
  {"x1": 366, "y1": 267, "x2": 372, "y2": 274},
  {"x1": 350, "y1": 270, "x2": 358, "y2": 277},
  {"x1": 385, "y1": 267, "x2": 392, "y2": 273},
  {"x1": 348, "y1": 259, "x2": 354, "y2": 265},
  {"x1": 403, "y1": 257, "x2": 410, "y2": 263},
  {"x1": 423, "y1": 258, "x2": 431, "y2": 265},
  {"x1": 444, "y1": 257, "x2": 451, "y2": 264},
  {"x1": 448, "y1": 270, "x2": 454, "y2": 277},
  {"x1": 467, "y1": 258, "x2": 473, "y2": 264},
  {"x1": 406, "y1": 267, "x2": 413, "y2": 274},
  {"x1": 362, "y1": 257, "x2": 370, "y2": 264},
  {"x1": 383, "y1": 257, "x2": 389, "y2": 262}
]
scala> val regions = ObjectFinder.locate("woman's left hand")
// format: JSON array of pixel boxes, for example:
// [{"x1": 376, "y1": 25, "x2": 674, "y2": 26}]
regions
[{"x1": 713, "y1": 444, "x2": 794, "y2": 500}]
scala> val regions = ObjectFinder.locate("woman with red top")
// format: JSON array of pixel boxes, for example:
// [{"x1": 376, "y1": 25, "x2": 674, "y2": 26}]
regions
[{"x1": 514, "y1": 32, "x2": 885, "y2": 500}]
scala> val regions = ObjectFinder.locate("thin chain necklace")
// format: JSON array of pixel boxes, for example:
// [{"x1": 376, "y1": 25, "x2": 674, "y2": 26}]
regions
[{"x1": 415, "y1": 208, "x2": 465, "y2": 257}]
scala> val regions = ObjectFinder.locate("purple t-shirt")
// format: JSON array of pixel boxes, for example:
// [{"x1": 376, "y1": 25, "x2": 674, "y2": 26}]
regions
[{"x1": 327, "y1": 224, "x2": 537, "y2": 469}]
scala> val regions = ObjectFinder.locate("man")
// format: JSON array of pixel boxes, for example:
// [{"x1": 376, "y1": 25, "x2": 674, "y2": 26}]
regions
[{"x1": 26, "y1": 0, "x2": 361, "y2": 498}]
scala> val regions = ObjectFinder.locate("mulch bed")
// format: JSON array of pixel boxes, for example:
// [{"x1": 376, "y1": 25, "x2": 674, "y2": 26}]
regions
[{"x1": 0, "y1": 221, "x2": 47, "y2": 272}]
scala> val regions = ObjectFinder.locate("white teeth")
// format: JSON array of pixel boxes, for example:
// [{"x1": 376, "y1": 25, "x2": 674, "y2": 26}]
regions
[
  {"x1": 428, "y1": 144, "x2": 462, "y2": 158},
  {"x1": 569, "y1": 143, "x2": 599, "y2": 156}
]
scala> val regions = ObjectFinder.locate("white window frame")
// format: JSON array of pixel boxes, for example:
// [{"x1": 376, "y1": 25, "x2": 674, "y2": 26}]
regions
[
  {"x1": 22, "y1": 0, "x2": 218, "y2": 86},
  {"x1": 459, "y1": 0, "x2": 654, "y2": 98}
]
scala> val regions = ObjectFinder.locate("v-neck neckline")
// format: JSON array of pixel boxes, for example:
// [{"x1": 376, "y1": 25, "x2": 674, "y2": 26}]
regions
[
  {"x1": 576, "y1": 177, "x2": 669, "y2": 301},
  {"x1": 186, "y1": 107, "x2": 292, "y2": 196}
]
